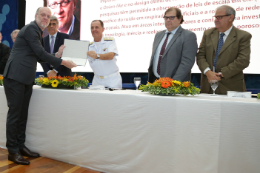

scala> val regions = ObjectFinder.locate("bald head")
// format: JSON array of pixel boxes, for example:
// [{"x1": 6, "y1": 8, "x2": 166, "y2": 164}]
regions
[{"x1": 35, "y1": 7, "x2": 52, "y2": 30}]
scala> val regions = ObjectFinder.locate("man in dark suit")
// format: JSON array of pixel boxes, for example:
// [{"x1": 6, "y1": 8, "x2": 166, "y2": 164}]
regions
[
  {"x1": 196, "y1": 5, "x2": 251, "y2": 94},
  {"x1": 148, "y1": 7, "x2": 198, "y2": 83},
  {"x1": 41, "y1": 15, "x2": 71, "y2": 77},
  {"x1": 0, "y1": 32, "x2": 11, "y2": 74},
  {"x1": 3, "y1": 7, "x2": 76, "y2": 165}
]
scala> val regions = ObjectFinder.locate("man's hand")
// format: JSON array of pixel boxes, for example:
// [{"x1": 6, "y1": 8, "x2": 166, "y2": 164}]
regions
[
  {"x1": 47, "y1": 70, "x2": 57, "y2": 77},
  {"x1": 61, "y1": 60, "x2": 77, "y2": 69},
  {"x1": 216, "y1": 72, "x2": 224, "y2": 78},
  {"x1": 87, "y1": 51, "x2": 97, "y2": 59},
  {"x1": 205, "y1": 70, "x2": 221, "y2": 83},
  {"x1": 57, "y1": 45, "x2": 66, "y2": 57}
]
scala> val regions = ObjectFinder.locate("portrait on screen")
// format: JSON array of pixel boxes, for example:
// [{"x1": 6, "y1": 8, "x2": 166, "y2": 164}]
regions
[{"x1": 43, "y1": 0, "x2": 81, "y2": 40}]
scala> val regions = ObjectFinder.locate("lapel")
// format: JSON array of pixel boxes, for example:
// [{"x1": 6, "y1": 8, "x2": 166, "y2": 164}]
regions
[
  {"x1": 44, "y1": 35, "x2": 50, "y2": 53},
  {"x1": 152, "y1": 31, "x2": 165, "y2": 57},
  {"x1": 54, "y1": 32, "x2": 60, "y2": 53},
  {"x1": 218, "y1": 27, "x2": 236, "y2": 56},
  {"x1": 32, "y1": 21, "x2": 44, "y2": 46},
  {"x1": 162, "y1": 26, "x2": 182, "y2": 58},
  {"x1": 210, "y1": 29, "x2": 219, "y2": 53}
]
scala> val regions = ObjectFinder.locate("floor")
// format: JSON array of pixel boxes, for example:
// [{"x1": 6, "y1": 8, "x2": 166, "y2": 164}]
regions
[{"x1": 0, "y1": 148, "x2": 103, "y2": 173}]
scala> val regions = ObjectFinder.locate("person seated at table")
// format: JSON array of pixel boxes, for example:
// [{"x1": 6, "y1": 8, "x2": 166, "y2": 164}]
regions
[
  {"x1": 41, "y1": 15, "x2": 71, "y2": 77},
  {"x1": 86, "y1": 20, "x2": 122, "y2": 89}
]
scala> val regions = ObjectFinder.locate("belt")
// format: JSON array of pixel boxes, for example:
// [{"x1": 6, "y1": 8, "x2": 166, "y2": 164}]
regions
[{"x1": 95, "y1": 72, "x2": 118, "y2": 79}]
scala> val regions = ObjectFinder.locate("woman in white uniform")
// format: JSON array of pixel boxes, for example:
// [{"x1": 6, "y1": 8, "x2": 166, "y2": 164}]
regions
[{"x1": 87, "y1": 20, "x2": 122, "y2": 89}]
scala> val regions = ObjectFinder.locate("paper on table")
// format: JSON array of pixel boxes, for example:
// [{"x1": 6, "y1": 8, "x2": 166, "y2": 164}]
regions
[{"x1": 62, "y1": 39, "x2": 90, "y2": 66}]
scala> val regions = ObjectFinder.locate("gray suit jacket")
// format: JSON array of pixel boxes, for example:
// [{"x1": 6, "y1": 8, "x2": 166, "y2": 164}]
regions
[
  {"x1": 148, "y1": 26, "x2": 198, "y2": 82},
  {"x1": 4, "y1": 21, "x2": 62, "y2": 85}
]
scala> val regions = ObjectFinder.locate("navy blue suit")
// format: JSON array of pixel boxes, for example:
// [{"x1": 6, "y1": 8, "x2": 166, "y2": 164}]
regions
[{"x1": 41, "y1": 32, "x2": 71, "y2": 77}]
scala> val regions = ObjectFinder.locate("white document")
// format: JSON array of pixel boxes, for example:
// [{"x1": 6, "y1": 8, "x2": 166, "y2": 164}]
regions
[
  {"x1": 227, "y1": 91, "x2": 252, "y2": 98},
  {"x1": 62, "y1": 39, "x2": 89, "y2": 66},
  {"x1": 89, "y1": 85, "x2": 105, "y2": 90}
]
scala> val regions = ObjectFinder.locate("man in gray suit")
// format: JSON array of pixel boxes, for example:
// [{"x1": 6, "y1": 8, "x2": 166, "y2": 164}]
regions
[
  {"x1": 148, "y1": 7, "x2": 198, "y2": 83},
  {"x1": 3, "y1": 7, "x2": 76, "y2": 165}
]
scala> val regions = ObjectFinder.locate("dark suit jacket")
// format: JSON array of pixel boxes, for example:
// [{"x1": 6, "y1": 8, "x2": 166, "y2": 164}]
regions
[
  {"x1": 41, "y1": 32, "x2": 71, "y2": 77},
  {"x1": 148, "y1": 26, "x2": 198, "y2": 82},
  {"x1": 196, "y1": 26, "x2": 251, "y2": 94},
  {"x1": 3, "y1": 21, "x2": 62, "y2": 85},
  {"x1": 0, "y1": 43, "x2": 11, "y2": 74},
  {"x1": 69, "y1": 17, "x2": 80, "y2": 40}
]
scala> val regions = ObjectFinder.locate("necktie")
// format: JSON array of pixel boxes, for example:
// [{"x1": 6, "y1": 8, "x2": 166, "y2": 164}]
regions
[
  {"x1": 157, "y1": 32, "x2": 171, "y2": 75},
  {"x1": 213, "y1": 33, "x2": 225, "y2": 69},
  {"x1": 50, "y1": 35, "x2": 54, "y2": 54}
]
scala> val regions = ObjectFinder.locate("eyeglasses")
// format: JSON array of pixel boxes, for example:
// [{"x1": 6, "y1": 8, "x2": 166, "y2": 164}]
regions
[
  {"x1": 213, "y1": 15, "x2": 231, "y2": 20},
  {"x1": 38, "y1": 13, "x2": 51, "y2": 19},
  {"x1": 49, "y1": 0, "x2": 71, "y2": 9},
  {"x1": 163, "y1": 16, "x2": 176, "y2": 20},
  {"x1": 48, "y1": 22, "x2": 57, "y2": 26}
]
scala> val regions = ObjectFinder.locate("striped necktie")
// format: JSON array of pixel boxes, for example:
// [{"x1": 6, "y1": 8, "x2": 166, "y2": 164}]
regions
[
  {"x1": 157, "y1": 32, "x2": 171, "y2": 75},
  {"x1": 213, "y1": 33, "x2": 225, "y2": 69}
]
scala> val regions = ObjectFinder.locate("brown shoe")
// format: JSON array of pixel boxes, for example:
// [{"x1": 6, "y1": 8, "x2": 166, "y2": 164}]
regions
[
  {"x1": 8, "y1": 153, "x2": 30, "y2": 165},
  {"x1": 19, "y1": 147, "x2": 40, "y2": 157}
]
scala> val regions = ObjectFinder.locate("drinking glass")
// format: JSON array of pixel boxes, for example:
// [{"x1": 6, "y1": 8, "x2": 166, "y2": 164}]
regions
[
  {"x1": 134, "y1": 77, "x2": 141, "y2": 90},
  {"x1": 210, "y1": 80, "x2": 218, "y2": 96}
]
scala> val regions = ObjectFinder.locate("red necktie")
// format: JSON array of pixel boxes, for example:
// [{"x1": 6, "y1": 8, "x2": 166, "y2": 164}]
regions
[{"x1": 157, "y1": 32, "x2": 171, "y2": 75}]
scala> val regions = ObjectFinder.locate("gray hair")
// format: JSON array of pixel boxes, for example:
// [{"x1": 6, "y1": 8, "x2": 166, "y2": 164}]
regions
[
  {"x1": 11, "y1": 29, "x2": 20, "y2": 38},
  {"x1": 50, "y1": 15, "x2": 59, "y2": 26},
  {"x1": 217, "y1": 5, "x2": 236, "y2": 21},
  {"x1": 36, "y1": 7, "x2": 41, "y2": 15}
]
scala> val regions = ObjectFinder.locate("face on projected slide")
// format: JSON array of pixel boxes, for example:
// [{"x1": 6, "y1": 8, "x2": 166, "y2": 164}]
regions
[
  {"x1": 91, "y1": 21, "x2": 105, "y2": 42},
  {"x1": 35, "y1": 7, "x2": 51, "y2": 30},
  {"x1": 214, "y1": 7, "x2": 234, "y2": 33},
  {"x1": 164, "y1": 10, "x2": 181, "y2": 32},
  {"x1": 47, "y1": 0, "x2": 77, "y2": 34}
]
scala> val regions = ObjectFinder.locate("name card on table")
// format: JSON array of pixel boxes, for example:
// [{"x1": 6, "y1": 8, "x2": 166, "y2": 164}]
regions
[{"x1": 227, "y1": 91, "x2": 251, "y2": 98}]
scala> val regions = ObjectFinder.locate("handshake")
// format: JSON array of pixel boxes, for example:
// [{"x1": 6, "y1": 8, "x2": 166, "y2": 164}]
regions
[{"x1": 57, "y1": 45, "x2": 77, "y2": 69}]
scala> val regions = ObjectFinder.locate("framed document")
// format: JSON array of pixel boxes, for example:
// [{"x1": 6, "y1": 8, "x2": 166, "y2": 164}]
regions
[{"x1": 62, "y1": 39, "x2": 90, "y2": 66}]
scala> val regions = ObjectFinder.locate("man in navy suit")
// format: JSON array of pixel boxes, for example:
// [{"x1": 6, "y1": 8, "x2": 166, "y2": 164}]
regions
[{"x1": 41, "y1": 15, "x2": 71, "y2": 77}]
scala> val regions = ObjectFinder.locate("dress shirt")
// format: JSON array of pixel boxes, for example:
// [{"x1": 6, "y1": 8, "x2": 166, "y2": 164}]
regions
[
  {"x1": 49, "y1": 32, "x2": 57, "y2": 48},
  {"x1": 47, "y1": 32, "x2": 58, "y2": 74},
  {"x1": 67, "y1": 15, "x2": 75, "y2": 36},
  {"x1": 153, "y1": 26, "x2": 180, "y2": 78},
  {"x1": 204, "y1": 26, "x2": 233, "y2": 74}
]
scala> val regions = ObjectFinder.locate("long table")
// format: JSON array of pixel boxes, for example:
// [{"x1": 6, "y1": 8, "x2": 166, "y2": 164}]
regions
[{"x1": 0, "y1": 86, "x2": 260, "y2": 173}]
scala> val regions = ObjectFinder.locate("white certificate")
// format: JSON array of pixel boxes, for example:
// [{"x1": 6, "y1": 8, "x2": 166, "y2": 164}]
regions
[{"x1": 62, "y1": 39, "x2": 90, "y2": 66}]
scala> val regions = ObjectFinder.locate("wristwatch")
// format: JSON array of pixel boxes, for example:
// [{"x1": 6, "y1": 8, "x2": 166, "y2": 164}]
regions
[
  {"x1": 56, "y1": 52, "x2": 60, "y2": 58},
  {"x1": 96, "y1": 54, "x2": 100, "y2": 59}
]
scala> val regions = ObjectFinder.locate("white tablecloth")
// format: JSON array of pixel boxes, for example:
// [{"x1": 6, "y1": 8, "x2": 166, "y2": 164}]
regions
[{"x1": 0, "y1": 86, "x2": 260, "y2": 173}]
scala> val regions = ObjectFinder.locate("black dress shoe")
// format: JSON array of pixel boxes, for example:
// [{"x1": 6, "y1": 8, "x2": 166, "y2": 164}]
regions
[
  {"x1": 19, "y1": 147, "x2": 40, "y2": 157},
  {"x1": 8, "y1": 153, "x2": 30, "y2": 165}
]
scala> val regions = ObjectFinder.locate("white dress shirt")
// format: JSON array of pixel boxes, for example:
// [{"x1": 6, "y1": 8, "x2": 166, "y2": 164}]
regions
[
  {"x1": 153, "y1": 26, "x2": 180, "y2": 78},
  {"x1": 67, "y1": 15, "x2": 75, "y2": 36},
  {"x1": 47, "y1": 32, "x2": 58, "y2": 74},
  {"x1": 204, "y1": 26, "x2": 233, "y2": 74}
]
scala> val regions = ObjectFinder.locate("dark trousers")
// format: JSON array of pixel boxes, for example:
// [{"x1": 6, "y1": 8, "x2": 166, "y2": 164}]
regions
[{"x1": 3, "y1": 78, "x2": 33, "y2": 153}]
